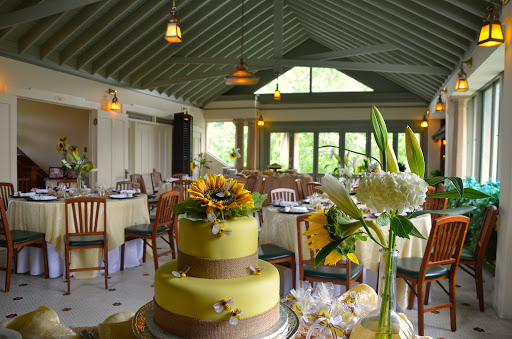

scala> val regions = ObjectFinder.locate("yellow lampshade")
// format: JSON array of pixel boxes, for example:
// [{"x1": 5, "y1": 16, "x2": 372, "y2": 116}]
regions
[
  {"x1": 165, "y1": 17, "x2": 182, "y2": 43},
  {"x1": 110, "y1": 99, "x2": 120, "y2": 111},
  {"x1": 273, "y1": 89, "x2": 281, "y2": 100},
  {"x1": 435, "y1": 97, "x2": 445, "y2": 112},
  {"x1": 455, "y1": 78, "x2": 469, "y2": 92},
  {"x1": 478, "y1": 20, "x2": 504, "y2": 47},
  {"x1": 442, "y1": 139, "x2": 446, "y2": 145},
  {"x1": 420, "y1": 119, "x2": 428, "y2": 128},
  {"x1": 257, "y1": 115, "x2": 264, "y2": 127},
  {"x1": 225, "y1": 60, "x2": 260, "y2": 86}
]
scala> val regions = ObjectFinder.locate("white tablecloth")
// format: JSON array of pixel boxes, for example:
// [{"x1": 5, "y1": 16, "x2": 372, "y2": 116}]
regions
[{"x1": 259, "y1": 206, "x2": 432, "y2": 309}]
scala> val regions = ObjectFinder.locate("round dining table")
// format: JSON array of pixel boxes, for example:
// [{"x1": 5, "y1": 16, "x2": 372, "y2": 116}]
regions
[
  {"x1": 7, "y1": 194, "x2": 150, "y2": 279},
  {"x1": 259, "y1": 205, "x2": 432, "y2": 310}
]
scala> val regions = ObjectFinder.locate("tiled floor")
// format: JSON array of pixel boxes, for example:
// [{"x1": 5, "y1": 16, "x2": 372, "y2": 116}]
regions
[{"x1": 1, "y1": 244, "x2": 512, "y2": 338}]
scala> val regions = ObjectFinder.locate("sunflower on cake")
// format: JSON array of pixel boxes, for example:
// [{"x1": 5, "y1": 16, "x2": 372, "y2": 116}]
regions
[{"x1": 150, "y1": 173, "x2": 288, "y2": 339}]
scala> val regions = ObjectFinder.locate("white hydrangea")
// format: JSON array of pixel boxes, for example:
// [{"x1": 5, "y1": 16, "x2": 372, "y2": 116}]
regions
[{"x1": 356, "y1": 171, "x2": 428, "y2": 213}]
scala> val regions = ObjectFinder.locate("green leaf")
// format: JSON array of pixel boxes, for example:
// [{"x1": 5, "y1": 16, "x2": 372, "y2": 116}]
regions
[
  {"x1": 314, "y1": 239, "x2": 342, "y2": 267},
  {"x1": 376, "y1": 212, "x2": 390, "y2": 227},
  {"x1": 409, "y1": 224, "x2": 427, "y2": 240},
  {"x1": 390, "y1": 215, "x2": 415, "y2": 239},
  {"x1": 407, "y1": 206, "x2": 476, "y2": 219},
  {"x1": 427, "y1": 176, "x2": 446, "y2": 186},
  {"x1": 371, "y1": 106, "x2": 388, "y2": 153},
  {"x1": 427, "y1": 188, "x2": 492, "y2": 199},
  {"x1": 405, "y1": 126, "x2": 425, "y2": 178},
  {"x1": 447, "y1": 177, "x2": 464, "y2": 196}
]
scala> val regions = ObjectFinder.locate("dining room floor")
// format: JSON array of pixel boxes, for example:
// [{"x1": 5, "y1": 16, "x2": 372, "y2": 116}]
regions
[{"x1": 1, "y1": 244, "x2": 512, "y2": 338}]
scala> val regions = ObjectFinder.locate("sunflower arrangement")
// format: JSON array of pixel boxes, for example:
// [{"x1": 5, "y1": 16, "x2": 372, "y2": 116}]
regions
[
  {"x1": 229, "y1": 148, "x2": 241, "y2": 160},
  {"x1": 172, "y1": 173, "x2": 266, "y2": 221}
]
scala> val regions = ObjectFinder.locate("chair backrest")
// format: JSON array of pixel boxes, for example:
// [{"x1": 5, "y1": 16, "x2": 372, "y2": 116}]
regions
[
  {"x1": 0, "y1": 182, "x2": 14, "y2": 211},
  {"x1": 270, "y1": 188, "x2": 296, "y2": 203},
  {"x1": 296, "y1": 214, "x2": 352, "y2": 276},
  {"x1": 259, "y1": 177, "x2": 266, "y2": 194},
  {"x1": 306, "y1": 182, "x2": 322, "y2": 196},
  {"x1": 436, "y1": 183, "x2": 445, "y2": 192},
  {"x1": 116, "y1": 181, "x2": 140, "y2": 190},
  {"x1": 424, "y1": 197, "x2": 448, "y2": 222},
  {"x1": 65, "y1": 197, "x2": 107, "y2": 236},
  {"x1": 172, "y1": 180, "x2": 192, "y2": 201},
  {"x1": 421, "y1": 215, "x2": 469, "y2": 276},
  {"x1": 57, "y1": 180, "x2": 77, "y2": 188},
  {"x1": 474, "y1": 205, "x2": 498, "y2": 264},
  {"x1": 151, "y1": 172, "x2": 163, "y2": 194},
  {"x1": 295, "y1": 179, "x2": 304, "y2": 201},
  {"x1": 154, "y1": 191, "x2": 181, "y2": 228},
  {"x1": 245, "y1": 175, "x2": 258, "y2": 192},
  {"x1": 130, "y1": 174, "x2": 143, "y2": 183},
  {"x1": 135, "y1": 176, "x2": 148, "y2": 195},
  {"x1": 0, "y1": 198, "x2": 13, "y2": 246},
  {"x1": 172, "y1": 173, "x2": 188, "y2": 179}
]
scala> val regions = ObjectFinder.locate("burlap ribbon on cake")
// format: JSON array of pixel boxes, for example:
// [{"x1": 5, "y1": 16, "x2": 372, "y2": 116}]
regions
[
  {"x1": 177, "y1": 250, "x2": 258, "y2": 279},
  {"x1": 153, "y1": 299, "x2": 280, "y2": 339}
]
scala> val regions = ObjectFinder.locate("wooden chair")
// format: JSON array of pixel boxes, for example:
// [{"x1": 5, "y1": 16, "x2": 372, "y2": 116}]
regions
[
  {"x1": 64, "y1": 197, "x2": 108, "y2": 294},
  {"x1": 17, "y1": 178, "x2": 30, "y2": 193},
  {"x1": 256, "y1": 178, "x2": 266, "y2": 226},
  {"x1": 436, "y1": 183, "x2": 445, "y2": 192},
  {"x1": 150, "y1": 171, "x2": 163, "y2": 194},
  {"x1": 295, "y1": 179, "x2": 305, "y2": 201},
  {"x1": 0, "y1": 183, "x2": 14, "y2": 211},
  {"x1": 458, "y1": 205, "x2": 498, "y2": 311},
  {"x1": 121, "y1": 191, "x2": 180, "y2": 271},
  {"x1": 424, "y1": 196, "x2": 448, "y2": 223},
  {"x1": 116, "y1": 181, "x2": 140, "y2": 191},
  {"x1": 172, "y1": 173, "x2": 188, "y2": 179},
  {"x1": 57, "y1": 179, "x2": 77, "y2": 188},
  {"x1": 130, "y1": 174, "x2": 143, "y2": 183},
  {"x1": 245, "y1": 175, "x2": 258, "y2": 192},
  {"x1": 270, "y1": 188, "x2": 296, "y2": 203},
  {"x1": 134, "y1": 176, "x2": 158, "y2": 211},
  {"x1": 306, "y1": 182, "x2": 322, "y2": 196},
  {"x1": 297, "y1": 214, "x2": 363, "y2": 292},
  {"x1": 172, "y1": 180, "x2": 192, "y2": 202},
  {"x1": 396, "y1": 215, "x2": 469, "y2": 336},
  {"x1": 0, "y1": 198, "x2": 48, "y2": 292}
]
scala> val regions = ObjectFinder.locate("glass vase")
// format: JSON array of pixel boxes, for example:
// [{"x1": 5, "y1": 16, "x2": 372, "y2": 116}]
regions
[
  {"x1": 76, "y1": 169, "x2": 83, "y2": 195},
  {"x1": 350, "y1": 249, "x2": 414, "y2": 339}
]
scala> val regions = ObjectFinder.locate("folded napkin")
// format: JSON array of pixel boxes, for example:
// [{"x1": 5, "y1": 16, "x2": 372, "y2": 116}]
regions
[
  {"x1": 284, "y1": 206, "x2": 309, "y2": 213},
  {"x1": 15, "y1": 192, "x2": 36, "y2": 197},
  {"x1": 277, "y1": 201, "x2": 299, "y2": 207},
  {"x1": 33, "y1": 189, "x2": 48, "y2": 194},
  {"x1": 120, "y1": 189, "x2": 137, "y2": 194}
]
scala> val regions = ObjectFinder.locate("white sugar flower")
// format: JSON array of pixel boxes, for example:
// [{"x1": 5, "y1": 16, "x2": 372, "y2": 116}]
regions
[
  {"x1": 367, "y1": 163, "x2": 380, "y2": 173},
  {"x1": 356, "y1": 171, "x2": 428, "y2": 213}
]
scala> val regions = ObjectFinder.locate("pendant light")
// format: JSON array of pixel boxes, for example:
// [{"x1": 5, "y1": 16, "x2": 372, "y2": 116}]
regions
[
  {"x1": 420, "y1": 111, "x2": 429, "y2": 128},
  {"x1": 273, "y1": 73, "x2": 281, "y2": 100},
  {"x1": 108, "y1": 88, "x2": 120, "y2": 111},
  {"x1": 225, "y1": 0, "x2": 260, "y2": 86},
  {"x1": 435, "y1": 89, "x2": 446, "y2": 112},
  {"x1": 165, "y1": 0, "x2": 182, "y2": 43},
  {"x1": 455, "y1": 58, "x2": 471, "y2": 92},
  {"x1": 257, "y1": 112, "x2": 264, "y2": 127},
  {"x1": 478, "y1": 2, "x2": 504, "y2": 47}
]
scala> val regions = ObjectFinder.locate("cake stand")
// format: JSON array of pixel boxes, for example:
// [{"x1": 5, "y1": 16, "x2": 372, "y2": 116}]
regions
[{"x1": 132, "y1": 301, "x2": 299, "y2": 339}]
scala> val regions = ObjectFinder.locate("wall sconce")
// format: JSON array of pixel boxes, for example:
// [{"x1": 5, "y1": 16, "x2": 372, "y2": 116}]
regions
[
  {"x1": 442, "y1": 139, "x2": 446, "y2": 145},
  {"x1": 108, "y1": 88, "x2": 120, "y2": 111},
  {"x1": 257, "y1": 112, "x2": 264, "y2": 127},
  {"x1": 420, "y1": 111, "x2": 429, "y2": 128},
  {"x1": 273, "y1": 73, "x2": 281, "y2": 100},
  {"x1": 435, "y1": 88, "x2": 447, "y2": 112},
  {"x1": 165, "y1": 0, "x2": 182, "y2": 43},
  {"x1": 455, "y1": 58, "x2": 471, "y2": 92},
  {"x1": 478, "y1": 2, "x2": 504, "y2": 47}
]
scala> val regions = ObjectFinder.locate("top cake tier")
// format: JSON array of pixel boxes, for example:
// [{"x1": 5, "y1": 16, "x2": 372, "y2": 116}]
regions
[{"x1": 178, "y1": 216, "x2": 258, "y2": 260}]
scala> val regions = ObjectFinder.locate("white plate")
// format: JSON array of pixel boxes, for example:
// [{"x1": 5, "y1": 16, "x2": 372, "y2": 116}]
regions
[
  {"x1": 109, "y1": 194, "x2": 131, "y2": 199},
  {"x1": 34, "y1": 189, "x2": 48, "y2": 194},
  {"x1": 29, "y1": 195, "x2": 58, "y2": 201},
  {"x1": 120, "y1": 189, "x2": 137, "y2": 194},
  {"x1": 0, "y1": 328, "x2": 22, "y2": 339}
]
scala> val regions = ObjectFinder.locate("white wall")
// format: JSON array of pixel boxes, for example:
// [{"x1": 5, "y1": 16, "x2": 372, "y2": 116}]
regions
[
  {"x1": 17, "y1": 99, "x2": 90, "y2": 174},
  {"x1": 0, "y1": 94, "x2": 17, "y2": 186}
]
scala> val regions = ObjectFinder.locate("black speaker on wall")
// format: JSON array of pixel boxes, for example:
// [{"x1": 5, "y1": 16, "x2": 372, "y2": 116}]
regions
[{"x1": 172, "y1": 112, "x2": 193, "y2": 175}]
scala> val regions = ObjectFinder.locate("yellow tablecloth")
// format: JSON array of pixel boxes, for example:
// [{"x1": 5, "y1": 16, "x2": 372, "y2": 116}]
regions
[
  {"x1": 158, "y1": 181, "x2": 176, "y2": 197},
  {"x1": 7, "y1": 195, "x2": 150, "y2": 279},
  {"x1": 259, "y1": 206, "x2": 432, "y2": 310}
]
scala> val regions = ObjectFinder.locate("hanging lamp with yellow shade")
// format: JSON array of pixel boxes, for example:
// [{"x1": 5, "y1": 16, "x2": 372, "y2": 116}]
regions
[
  {"x1": 478, "y1": 2, "x2": 504, "y2": 47},
  {"x1": 273, "y1": 73, "x2": 281, "y2": 100},
  {"x1": 165, "y1": 0, "x2": 182, "y2": 43}
]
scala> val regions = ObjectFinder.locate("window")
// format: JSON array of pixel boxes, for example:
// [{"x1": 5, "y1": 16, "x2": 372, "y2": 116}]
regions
[
  {"x1": 318, "y1": 133, "x2": 339, "y2": 174},
  {"x1": 207, "y1": 122, "x2": 236, "y2": 165},
  {"x1": 243, "y1": 125, "x2": 248, "y2": 168},
  {"x1": 255, "y1": 67, "x2": 373, "y2": 94},
  {"x1": 270, "y1": 132, "x2": 289, "y2": 168},
  {"x1": 293, "y1": 133, "x2": 314, "y2": 173},
  {"x1": 370, "y1": 133, "x2": 394, "y2": 163}
]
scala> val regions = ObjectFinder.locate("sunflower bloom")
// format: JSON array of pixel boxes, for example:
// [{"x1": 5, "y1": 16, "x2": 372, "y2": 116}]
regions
[
  {"x1": 190, "y1": 162, "x2": 195, "y2": 171},
  {"x1": 229, "y1": 152, "x2": 236, "y2": 159},
  {"x1": 189, "y1": 173, "x2": 254, "y2": 214},
  {"x1": 56, "y1": 141, "x2": 65, "y2": 151}
]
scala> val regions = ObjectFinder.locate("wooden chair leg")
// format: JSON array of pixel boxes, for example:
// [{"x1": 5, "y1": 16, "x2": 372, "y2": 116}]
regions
[
  {"x1": 290, "y1": 257, "x2": 296, "y2": 290},
  {"x1": 65, "y1": 241, "x2": 71, "y2": 294},
  {"x1": 417, "y1": 281, "x2": 425, "y2": 336},
  {"x1": 13, "y1": 248, "x2": 18, "y2": 274},
  {"x1": 142, "y1": 240, "x2": 147, "y2": 263},
  {"x1": 104, "y1": 242, "x2": 109, "y2": 290},
  {"x1": 42, "y1": 240, "x2": 49, "y2": 279},
  {"x1": 120, "y1": 243, "x2": 125, "y2": 271},
  {"x1": 450, "y1": 277, "x2": 457, "y2": 332},
  {"x1": 424, "y1": 282, "x2": 432, "y2": 305},
  {"x1": 476, "y1": 264, "x2": 485, "y2": 312},
  {"x1": 5, "y1": 248, "x2": 12, "y2": 292},
  {"x1": 408, "y1": 281, "x2": 416, "y2": 310},
  {"x1": 152, "y1": 237, "x2": 159, "y2": 270}
]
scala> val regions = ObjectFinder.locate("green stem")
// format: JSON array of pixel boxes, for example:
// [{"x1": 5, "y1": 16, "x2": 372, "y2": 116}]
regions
[
  {"x1": 376, "y1": 230, "x2": 396, "y2": 339},
  {"x1": 359, "y1": 218, "x2": 388, "y2": 249}
]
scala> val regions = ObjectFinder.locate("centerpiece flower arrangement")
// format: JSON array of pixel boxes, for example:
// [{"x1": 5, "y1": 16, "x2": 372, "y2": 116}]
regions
[
  {"x1": 229, "y1": 148, "x2": 241, "y2": 160},
  {"x1": 172, "y1": 173, "x2": 266, "y2": 223},
  {"x1": 306, "y1": 106, "x2": 491, "y2": 338},
  {"x1": 62, "y1": 148, "x2": 97, "y2": 192},
  {"x1": 190, "y1": 152, "x2": 212, "y2": 178}
]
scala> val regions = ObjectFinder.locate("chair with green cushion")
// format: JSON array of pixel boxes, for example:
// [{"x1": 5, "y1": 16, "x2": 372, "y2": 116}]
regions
[
  {"x1": 259, "y1": 243, "x2": 296, "y2": 289},
  {"x1": 458, "y1": 205, "x2": 497, "y2": 312},
  {"x1": 0, "y1": 182, "x2": 14, "y2": 211},
  {"x1": 121, "y1": 191, "x2": 180, "y2": 271},
  {"x1": 64, "y1": 197, "x2": 108, "y2": 294},
  {"x1": 0, "y1": 198, "x2": 48, "y2": 292},
  {"x1": 397, "y1": 215, "x2": 469, "y2": 336},
  {"x1": 296, "y1": 214, "x2": 363, "y2": 292}
]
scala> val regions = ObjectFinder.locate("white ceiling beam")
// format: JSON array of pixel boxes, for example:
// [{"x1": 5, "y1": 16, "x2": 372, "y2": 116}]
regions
[
  {"x1": 409, "y1": 0, "x2": 481, "y2": 30},
  {"x1": 18, "y1": 12, "x2": 64, "y2": 54},
  {"x1": 40, "y1": 1, "x2": 108, "y2": 59},
  {"x1": 446, "y1": 0, "x2": 488, "y2": 17},
  {"x1": 298, "y1": 43, "x2": 398, "y2": 60},
  {"x1": 273, "y1": 0, "x2": 283, "y2": 73},
  {"x1": 0, "y1": 0, "x2": 103, "y2": 29}
]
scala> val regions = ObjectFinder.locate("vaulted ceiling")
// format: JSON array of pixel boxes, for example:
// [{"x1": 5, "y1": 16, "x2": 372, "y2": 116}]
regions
[{"x1": 0, "y1": 0, "x2": 495, "y2": 107}]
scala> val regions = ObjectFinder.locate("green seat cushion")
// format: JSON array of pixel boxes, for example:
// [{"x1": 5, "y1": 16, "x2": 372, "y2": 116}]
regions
[
  {"x1": 148, "y1": 194, "x2": 158, "y2": 199},
  {"x1": 125, "y1": 224, "x2": 169, "y2": 236},
  {"x1": 0, "y1": 230, "x2": 45, "y2": 246},
  {"x1": 459, "y1": 248, "x2": 477, "y2": 262},
  {"x1": 148, "y1": 199, "x2": 158, "y2": 204},
  {"x1": 397, "y1": 257, "x2": 449, "y2": 279},
  {"x1": 258, "y1": 244, "x2": 294, "y2": 261},
  {"x1": 303, "y1": 262, "x2": 363, "y2": 281},
  {"x1": 68, "y1": 234, "x2": 106, "y2": 247}
]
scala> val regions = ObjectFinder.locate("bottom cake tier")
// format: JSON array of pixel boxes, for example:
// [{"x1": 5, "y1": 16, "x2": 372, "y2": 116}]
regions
[{"x1": 153, "y1": 259, "x2": 281, "y2": 339}]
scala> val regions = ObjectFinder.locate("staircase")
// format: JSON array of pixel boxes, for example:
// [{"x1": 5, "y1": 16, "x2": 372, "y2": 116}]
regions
[{"x1": 17, "y1": 148, "x2": 48, "y2": 192}]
